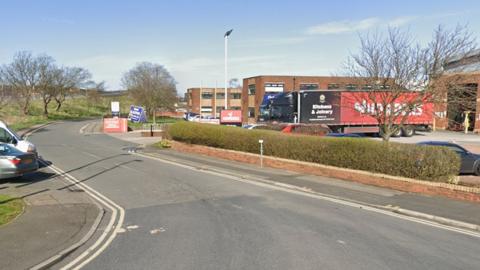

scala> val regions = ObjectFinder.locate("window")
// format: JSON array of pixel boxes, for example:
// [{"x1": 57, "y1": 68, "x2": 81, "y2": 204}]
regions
[
  {"x1": 231, "y1": 93, "x2": 241, "y2": 99},
  {"x1": 299, "y1": 84, "x2": 319, "y2": 90},
  {"x1": 248, "y1": 84, "x2": 256, "y2": 95},
  {"x1": 362, "y1": 84, "x2": 373, "y2": 90},
  {"x1": 201, "y1": 106, "x2": 212, "y2": 112},
  {"x1": 201, "y1": 92, "x2": 213, "y2": 99},
  {"x1": 445, "y1": 145, "x2": 467, "y2": 154},
  {"x1": 230, "y1": 106, "x2": 241, "y2": 110},
  {"x1": 327, "y1": 83, "x2": 340, "y2": 89},
  {"x1": 216, "y1": 93, "x2": 225, "y2": 99},
  {"x1": 216, "y1": 106, "x2": 224, "y2": 112},
  {"x1": 248, "y1": 107, "x2": 255, "y2": 118},
  {"x1": 0, "y1": 128, "x2": 14, "y2": 144},
  {"x1": 345, "y1": 84, "x2": 357, "y2": 90},
  {"x1": 376, "y1": 85, "x2": 391, "y2": 90},
  {"x1": 264, "y1": 83, "x2": 284, "y2": 92}
]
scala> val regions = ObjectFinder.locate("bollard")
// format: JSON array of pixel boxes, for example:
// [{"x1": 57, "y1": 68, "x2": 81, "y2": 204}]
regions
[
  {"x1": 259, "y1": 139, "x2": 264, "y2": 168},
  {"x1": 150, "y1": 124, "x2": 154, "y2": 137}
]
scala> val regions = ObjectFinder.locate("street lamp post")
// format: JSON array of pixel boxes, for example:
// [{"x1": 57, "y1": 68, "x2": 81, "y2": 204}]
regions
[{"x1": 224, "y1": 29, "x2": 233, "y2": 110}]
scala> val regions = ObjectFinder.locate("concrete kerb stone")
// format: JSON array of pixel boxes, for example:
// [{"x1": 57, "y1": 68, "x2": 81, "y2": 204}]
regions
[{"x1": 169, "y1": 141, "x2": 480, "y2": 203}]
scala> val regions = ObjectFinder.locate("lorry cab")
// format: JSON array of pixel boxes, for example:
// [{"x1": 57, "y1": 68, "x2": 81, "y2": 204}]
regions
[{"x1": 0, "y1": 121, "x2": 38, "y2": 156}]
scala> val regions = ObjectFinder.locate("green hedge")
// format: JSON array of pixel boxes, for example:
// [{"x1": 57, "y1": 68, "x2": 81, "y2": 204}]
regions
[{"x1": 169, "y1": 122, "x2": 460, "y2": 182}]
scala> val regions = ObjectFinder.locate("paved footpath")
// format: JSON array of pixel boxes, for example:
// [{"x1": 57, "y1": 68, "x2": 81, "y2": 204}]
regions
[{"x1": 0, "y1": 125, "x2": 101, "y2": 270}]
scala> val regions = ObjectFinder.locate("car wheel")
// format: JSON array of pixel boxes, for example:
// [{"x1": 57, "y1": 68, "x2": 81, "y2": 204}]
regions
[
  {"x1": 474, "y1": 164, "x2": 480, "y2": 176},
  {"x1": 401, "y1": 125, "x2": 415, "y2": 137}
]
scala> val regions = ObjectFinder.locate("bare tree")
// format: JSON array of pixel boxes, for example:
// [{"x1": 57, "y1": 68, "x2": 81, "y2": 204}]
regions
[
  {"x1": 344, "y1": 25, "x2": 476, "y2": 141},
  {"x1": 0, "y1": 84, "x2": 12, "y2": 108},
  {"x1": 0, "y1": 51, "x2": 42, "y2": 115},
  {"x1": 229, "y1": 78, "x2": 241, "y2": 88},
  {"x1": 53, "y1": 67, "x2": 92, "y2": 112},
  {"x1": 36, "y1": 55, "x2": 57, "y2": 116},
  {"x1": 122, "y1": 62, "x2": 177, "y2": 122}
]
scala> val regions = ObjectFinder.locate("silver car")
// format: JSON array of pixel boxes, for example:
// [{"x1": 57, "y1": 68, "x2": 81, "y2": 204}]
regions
[{"x1": 0, "y1": 143, "x2": 38, "y2": 180}]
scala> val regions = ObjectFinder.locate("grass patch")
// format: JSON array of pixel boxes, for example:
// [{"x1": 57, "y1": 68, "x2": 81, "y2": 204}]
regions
[
  {"x1": 0, "y1": 195, "x2": 25, "y2": 226},
  {"x1": 0, "y1": 95, "x2": 134, "y2": 131}
]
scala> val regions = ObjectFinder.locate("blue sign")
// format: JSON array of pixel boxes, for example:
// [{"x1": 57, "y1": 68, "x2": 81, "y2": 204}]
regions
[
  {"x1": 128, "y1": 105, "x2": 147, "y2": 123},
  {"x1": 261, "y1": 92, "x2": 281, "y2": 106}
]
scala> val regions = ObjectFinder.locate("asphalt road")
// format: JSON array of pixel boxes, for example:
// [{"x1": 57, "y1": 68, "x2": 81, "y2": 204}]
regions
[{"x1": 29, "y1": 121, "x2": 480, "y2": 270}]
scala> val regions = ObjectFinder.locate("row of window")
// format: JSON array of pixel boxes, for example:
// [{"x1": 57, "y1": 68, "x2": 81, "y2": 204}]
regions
[
  {"x1": 200, "y1": 106, "x2": 241, "y2": 112},
  {"x1": 201, "y1": 93, "x2": 242, "y2": 99},
  {"x1": 245, "y1": 83, "x2": 391, "y2": 95}
]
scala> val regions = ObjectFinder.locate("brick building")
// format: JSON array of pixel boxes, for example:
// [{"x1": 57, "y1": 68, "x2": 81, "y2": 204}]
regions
[
  {"x1": 433, "y1": 50, "x2": 480, "y2": 132},
  {"x1": 241, "y1": 75, "x2": 372, "y2": 123},
  {"x1": 186, "y1": 87, "x2": 242, "y2": 117}
]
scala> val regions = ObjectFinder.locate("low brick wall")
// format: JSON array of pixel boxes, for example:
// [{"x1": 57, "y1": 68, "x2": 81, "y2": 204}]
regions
[{"x1": 170, "y1": 141, "x2": 480, "y2": 203}]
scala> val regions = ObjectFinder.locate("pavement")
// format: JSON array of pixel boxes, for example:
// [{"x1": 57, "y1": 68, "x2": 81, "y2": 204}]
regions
[
  {"x1": 0, "y1": 159, "x2": 101, "y2": 270},
  {"x1": 4, "y1": 120, "x2": 480, "y2": 269}
]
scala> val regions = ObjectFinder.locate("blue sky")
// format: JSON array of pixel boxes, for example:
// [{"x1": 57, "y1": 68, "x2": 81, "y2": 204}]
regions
[{"x1": 1, "y1": 0, "x2": 479, "y2": 94}]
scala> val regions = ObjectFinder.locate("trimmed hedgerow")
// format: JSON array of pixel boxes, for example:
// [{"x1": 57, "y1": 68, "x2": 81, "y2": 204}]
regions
[{"x1": 168, "y1": 122, "x2": 460, "y2": 182}]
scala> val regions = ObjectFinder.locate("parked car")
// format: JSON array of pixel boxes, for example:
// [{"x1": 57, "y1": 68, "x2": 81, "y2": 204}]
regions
[
  {"x1": 417, "y1": 141, "x2": 480, "y2": 175},
  {"x1": 242, "y1": 124, "x2": 266, "y2": 130},
  {"x1": 0, "y1": 120, "x2": 38, "y2": 157},
  {"x1": 326, "y1": 133, "x2": 362, "y2": 138},
  {"x1": 184, "y1": 112, "x2": 199, "y2": 121},
  {"x1": 0, "y1": 143, "x2": 39, "y2": 180}
]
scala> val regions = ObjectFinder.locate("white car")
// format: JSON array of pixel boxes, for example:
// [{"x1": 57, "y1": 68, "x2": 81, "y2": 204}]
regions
[
  {"x1": 243, "y1": 124, "x2": 266, "y2": 130},
  {"x1": 0, "y1": 121, "x2": 38, "y2": 156}
]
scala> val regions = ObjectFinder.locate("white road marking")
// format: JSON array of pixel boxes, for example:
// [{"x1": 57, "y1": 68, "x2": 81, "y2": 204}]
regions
[
  {"x1": 150, "y1": 228, "x2": 166, "y2": 234},
  {"x1": 136, "y1": 152, "x2": 480, "y2": 239},
  {"x1": 79, "y1": 123, "x2": 90, "y2": 134},
  {"x1": 126, "y1": 225, "x2": 139, "y2": 231},
  {"x1": 44, "y1": 164, "x2": 125, "y2": 270}
]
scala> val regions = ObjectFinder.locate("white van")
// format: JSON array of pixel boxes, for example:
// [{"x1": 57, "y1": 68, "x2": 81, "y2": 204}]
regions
[{"x1": 0, "y1": 121, "x2": 38, "y2": 156}]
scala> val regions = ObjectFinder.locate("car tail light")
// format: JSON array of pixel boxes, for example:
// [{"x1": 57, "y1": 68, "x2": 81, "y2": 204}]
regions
[{"x1": 8, "y1": 158, "x2": 21, "y2": 165}]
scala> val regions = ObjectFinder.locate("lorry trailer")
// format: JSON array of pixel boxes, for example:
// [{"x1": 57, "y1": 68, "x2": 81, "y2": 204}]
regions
[{"x1": 258, "y1": 90, "x2": 433, "y2": 137}]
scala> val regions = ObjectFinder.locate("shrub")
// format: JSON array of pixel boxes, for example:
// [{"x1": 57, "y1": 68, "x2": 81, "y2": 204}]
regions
[{"x1": 168, "y1": 122, "x2": 460, "y2": 182}]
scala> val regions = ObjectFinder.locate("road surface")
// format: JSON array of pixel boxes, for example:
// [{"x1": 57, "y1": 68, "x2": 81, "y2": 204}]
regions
[{"x1": 28, "y1": 121, "x2": 480, "y2": 270}]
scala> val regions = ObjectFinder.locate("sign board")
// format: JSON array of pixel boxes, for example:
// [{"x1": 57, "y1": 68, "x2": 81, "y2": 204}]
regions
[
  {"x1": 299, "y1": 91, "x2": 340, "y2": 123},
  {"x1": 340, "y1": 92, "x2": 433, "y2": 124},
  {"x1": 111, "y1": 101, "x2": 120, "y2": 116},
  {"x1": 103, "y1": 118, "x2": 128, "y2": 133},
  {"x1": 128, "y1": 105, "x2": 147, "y2": 123},
  {"x1": 220, "y1": 110, "x2": 242, "y2": 124}
]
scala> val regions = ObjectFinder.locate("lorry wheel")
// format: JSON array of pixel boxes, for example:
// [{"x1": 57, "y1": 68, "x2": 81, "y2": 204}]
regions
[
  {"x1": 401, "y1": 126, "x2": 415, "y2": 137},
  {"x1": 391, "y1": 127, "x2": 402, "y2": 137}
]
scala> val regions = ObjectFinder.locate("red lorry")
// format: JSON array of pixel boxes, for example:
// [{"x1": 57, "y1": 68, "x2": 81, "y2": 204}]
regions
[{"x1": 259, "y1": 90, "x2": 433, "y2": 137}]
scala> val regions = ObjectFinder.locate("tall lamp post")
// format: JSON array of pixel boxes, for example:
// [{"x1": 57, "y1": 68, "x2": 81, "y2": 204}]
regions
[{"x1": 224, "y1": 29, "x2": 233, "y2": 110}]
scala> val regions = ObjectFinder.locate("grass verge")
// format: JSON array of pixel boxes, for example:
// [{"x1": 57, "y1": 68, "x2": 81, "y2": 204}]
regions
[{"x1": 0, "y1": 195, "x2": 25, "y2": 226}]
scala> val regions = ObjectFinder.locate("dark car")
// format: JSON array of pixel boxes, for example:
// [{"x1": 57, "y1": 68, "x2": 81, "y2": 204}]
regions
[
  {"x1": 326, "y1": 133, "x2": 362, "y2": 138},
  {"x1": 0, "y1": 143, "x2": 39, "y2": 180},
  {"x1": 417, "y1": 141, "x2": 480, "y2": 175}
]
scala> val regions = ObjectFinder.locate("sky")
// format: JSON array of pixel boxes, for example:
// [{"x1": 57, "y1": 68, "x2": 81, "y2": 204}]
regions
[{"x1": 1, "y1": 0, "x2": 480, "y2": 94}]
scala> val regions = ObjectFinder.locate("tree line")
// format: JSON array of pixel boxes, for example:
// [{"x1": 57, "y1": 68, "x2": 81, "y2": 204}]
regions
[{"x1": 0, "y1": 51, "x2": 100, "y2": 116}]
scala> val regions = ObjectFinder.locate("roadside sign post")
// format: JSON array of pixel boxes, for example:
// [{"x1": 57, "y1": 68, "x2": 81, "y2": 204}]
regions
[
  {"x1": 259, "y1": 139, "x2": 264, "y2": 168},
  {"x1": 128, "y1": 105, "x2": 147, "y2": 123},
  {"x1": 111, "y1": 101, "x2": 120, "y2": 117}
]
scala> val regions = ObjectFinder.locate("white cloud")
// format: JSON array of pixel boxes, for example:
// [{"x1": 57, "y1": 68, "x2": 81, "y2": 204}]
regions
[
  {"x1": 306, "y1": 16, "x2": 416, "y2": 35},
  {"x1": 387, "y1": 16, "x2": 417, "y2": 27}
]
